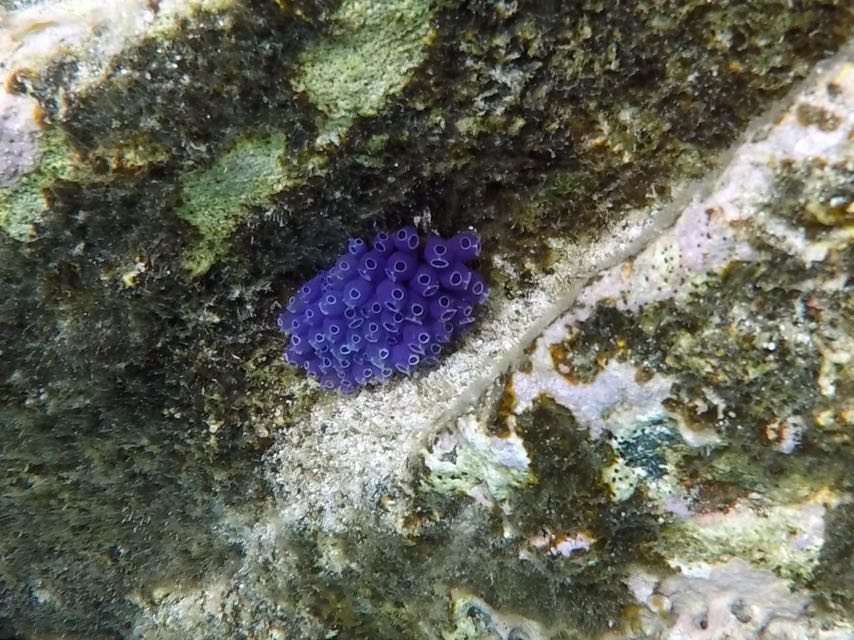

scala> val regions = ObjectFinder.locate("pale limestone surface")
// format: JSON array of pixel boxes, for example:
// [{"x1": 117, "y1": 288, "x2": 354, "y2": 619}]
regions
[
  {"x1": 0, "y1": 0, "x2": 232, "y2": 88},
  {"x1": 0, "y1": 92, "x2": 41, "y2": 188}
]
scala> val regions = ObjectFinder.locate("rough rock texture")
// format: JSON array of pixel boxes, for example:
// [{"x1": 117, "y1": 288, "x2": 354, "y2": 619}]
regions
[{"x1": 0, "y1": 0, "x2": 852, "y2": 639}]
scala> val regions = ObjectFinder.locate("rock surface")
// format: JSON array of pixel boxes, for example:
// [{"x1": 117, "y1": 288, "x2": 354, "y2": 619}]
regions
[{"x1": 0, "y1": 1, "x2": 851, "y2": 639}]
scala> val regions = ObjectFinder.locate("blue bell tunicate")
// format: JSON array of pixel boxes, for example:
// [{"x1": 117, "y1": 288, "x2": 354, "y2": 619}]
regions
[{"x1": 278, "y1": 226, "x2": 489, "y2": 393}]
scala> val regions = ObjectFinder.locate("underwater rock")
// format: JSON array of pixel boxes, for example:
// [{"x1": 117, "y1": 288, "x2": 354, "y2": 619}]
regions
[{"x1": 0, "y1": 0, "x2": 851, "y2": 638}]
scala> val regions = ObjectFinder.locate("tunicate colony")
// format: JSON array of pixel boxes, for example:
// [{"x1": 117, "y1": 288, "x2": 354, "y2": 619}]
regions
[{"x1": 278, "y1": 227, "x2": 489, "y2": 393}]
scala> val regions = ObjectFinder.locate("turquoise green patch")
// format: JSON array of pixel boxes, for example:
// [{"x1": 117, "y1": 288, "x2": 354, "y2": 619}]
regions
[
  {"x1": 293, "y1": 0, "x2": 438, "y2": 144},
  {"x1": 176, "y1": 132, "x2": 290, "y2": 276}
]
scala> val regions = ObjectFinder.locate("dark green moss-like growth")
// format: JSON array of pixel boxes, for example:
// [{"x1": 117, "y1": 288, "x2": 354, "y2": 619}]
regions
[
  {"x1": 814, "y1": 502, "x2": 854, "y2": 617},
  {"x1": 0, "y1": 405, "x2": 257, "y2": 638},
  {"x1": 0, "y1": 179, "x2": 275, "y2": 638},
  {"x1": 0, "y1": 161, "x2": 334, "y2": 636},
  {"x1": 498, "y1": 399, "x2": 661, "y2": 631},
  {"x1": 29, "y1": 3, "x2": 328, "y2": 157}
]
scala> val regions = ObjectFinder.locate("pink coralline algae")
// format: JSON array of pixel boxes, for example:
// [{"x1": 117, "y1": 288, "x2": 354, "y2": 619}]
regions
[{"x1": 278, "y1": 227, "x2": 488, "y2": 394}]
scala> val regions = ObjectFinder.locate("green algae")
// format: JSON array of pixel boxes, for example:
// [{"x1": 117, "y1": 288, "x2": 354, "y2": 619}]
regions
[
  {"x1": 660, "y1": 497, "x2": 828, "y2": 582},
  {"x1": 0, "y1": 126, "x2": 174, "y2": 241},
  {"x1": 293, "y1": 0, "x2": 439, "y2": 144},
  {"x1": 0, "y1": 128, "x2": 87, "y2": 240},
  {"x1": 175, "y1": 131, "x2": 292, "y2": 275},
  {"x1": 422, "y1": 418, "x2": 535, "y2": 505}
]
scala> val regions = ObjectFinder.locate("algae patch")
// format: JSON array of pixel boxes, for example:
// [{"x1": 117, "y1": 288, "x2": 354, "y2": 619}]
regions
[
  {"x1": 423, "y1": 413, "x2": 535, "y2": 506},
  {"x1": 292, "y1": 0, "x2": 437, "y2": 144},
  {"x1": 176, "y1": 131, "x2": 291, "y2": 276},
  {"x1": 0, "y1": 126, "x2": 172, "y2": 241},
  {"x1": 0, "y1": 128, "x2": 83, "y2": 241}
]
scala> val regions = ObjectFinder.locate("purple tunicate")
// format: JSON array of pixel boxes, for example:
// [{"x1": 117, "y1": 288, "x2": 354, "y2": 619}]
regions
[
  {"x1": 320, "y1": 373, "x2": 339, "y2": 391},
  {"x1": 279, "y1": 311, "x2": 300, "y2": 333},
  {"x1": 322, "y1": 317, "x2": 345, "y2": 343},
  {"x1": 364, "y1": 320, "x2": 380, "y2": 334},
  {"x1": 391, "y1": 343, "x2": 421, "y2": 375},
  {"x1": 385, "y1": 251, "x2": 418, "y2": 282},
  {"x1": 328, "y1": 254, "x2": 359, "y2": 285},
  {"x1": 430, "y1": 320, "x2": 453, "y2": 344},
  {"x1": 313, "y1": 339, "x2": 330, "y2": 354},
  {"x1": 363, "y1": 320, "x2": 382, "y2": 343},
  {"x1": 284, "y1": 347, "x2": 309, "y2": 367},
  {"x1": 373, "y1": 365, "x2": 394, "y2": 382},
  {"x1": 410, "y1": 265, "x2": 440, "y2": 297},
  {"x1": 364, "y1": 342, "x2": 391, "y2": 367},
  {"x1": 343, "y1": 307, "x2": 364, "y2": 329},
  {"x1": 288, "y1": 333, "x2": 312, "y2": 355},
  {"x1": 286, "y1": 294, "x2": 307, "y2": 315},
  {"x1": 373, "y1": 232, "x2": 394, "y2": 256},
  {"x1": 376, "y1": 279, "x2": 407, "y2": 313},
  {"x1": 297, "y1": 273, "x2": 326, "y2": 304},
  {"x1": 343, "y1": 278, "x2": 373, "y2": 307},
  {"x1": 462, "y1": 271, "x2": 489, "y2": 304},
  {"x1": 305, "y1": 358, "x2": 328, "y2": 377},
  {"x1": 448, "y1": 231, "x2": 481, "y2": 261},
  {"x1": 278, "y1": 225, "x2": 489, "y2": 393},
  {"x1": 318, "y1": 356, "x2": 334, "y2": 374},
  {"x1": 348, "y1": 238, "x2": 368, "y2": 257},
  {"x1": 381, "y1": 310, "x2": 404, "y2": 333},
  {"x1": 454, "y1": 302, "x2": 476, "y2": 331},
  {"x1": 345, "y1": 328, "x2": 364, "y2": 350},
  {"x1": 301, "y1": 304, "x2": 319, "y2": 324},
  {"x1": 428, "y1": 294, "x2": 456, "y2": 322},
  {"x1": 393, "y1": 226, "x2": 420, "y2": 252},
  {"x1": 332, "y1": 354, "x2": 351, "y2": 371},
  {"x1": 319, "y1": 292, "x2": 347, "y2": 316},
  {"x1": 336, "y1": 253, "x2": 359, "y2": 274},
  {"x1": 354, "y1": 366, "x2": 374, "y2": 385},
  {"x1": 338, "y1": 378, "x2": 357, "y2": 395},
  {"x1": 439, "y1": 262, "x2": 471, "y2": 292},
  {"x1": 402, "y1": 324, "x2": 431, "y2": 354},
  {"x1": 404, "y1": 291, "x2": 427, "y2": 324},
  {"x1": 423, "y1": 236, "x2": 450, "y2": 268},
  {"x1": 359, "y1": 296, "x2": 384, "y2": 318},
  {"x1": 358, "y1": 250, "x2": 385, "y2": 282},
  {"x1": 308, "y1": 331, "x2": 326, "y2": 351}
]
